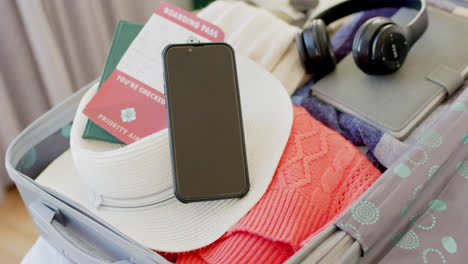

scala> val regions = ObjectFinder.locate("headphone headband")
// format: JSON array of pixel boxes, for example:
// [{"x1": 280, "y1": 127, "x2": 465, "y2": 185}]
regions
[{"x1": 311, "y1": 0, "x2": 428, "y2": 46}]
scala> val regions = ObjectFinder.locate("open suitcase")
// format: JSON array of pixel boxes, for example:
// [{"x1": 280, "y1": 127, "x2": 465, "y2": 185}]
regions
[{"x1": 6, "y1": 1, "x2": 468, "y2": 263}]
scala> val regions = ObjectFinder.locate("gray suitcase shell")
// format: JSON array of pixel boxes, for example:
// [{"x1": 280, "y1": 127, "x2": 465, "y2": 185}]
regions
[
  {"x1": 7, "y1": 80, "x2": 341, "y2": 264},
  {"x1": 5, "y1": 80, "x2": 172, "y2": 264}
]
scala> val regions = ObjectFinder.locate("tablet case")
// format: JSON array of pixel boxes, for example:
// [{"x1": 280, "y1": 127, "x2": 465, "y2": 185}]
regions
[
  {"x1": 82, "y1": 21, "x2": 143, "y2": 144},
  {"x1": 311, "y1": 7, "x2": 468, "y2": 139}
]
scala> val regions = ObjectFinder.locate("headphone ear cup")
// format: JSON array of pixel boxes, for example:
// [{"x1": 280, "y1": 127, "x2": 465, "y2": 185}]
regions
[
  {"x1": 316, "y1": 20, "x2": 337, "y2": 75},
  {"x1": 301, "y1": 19, "x2": 336, "y2": 75},
  {"x1": 296, "y1": 32, "x2": 311, "y2": 73},
  {"x1": 352, "y1": 17, "x2": 393, "y2": 74}
]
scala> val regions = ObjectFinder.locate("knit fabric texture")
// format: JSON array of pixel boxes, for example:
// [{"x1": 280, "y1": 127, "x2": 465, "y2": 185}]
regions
[{"x1": 174, "y1": 107, "x2": 382, "y2": 264}]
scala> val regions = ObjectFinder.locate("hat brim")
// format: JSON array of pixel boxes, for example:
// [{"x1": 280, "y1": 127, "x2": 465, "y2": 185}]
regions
[{"x1": 36, "y1": 56, "x2": 293, "y2": 252}]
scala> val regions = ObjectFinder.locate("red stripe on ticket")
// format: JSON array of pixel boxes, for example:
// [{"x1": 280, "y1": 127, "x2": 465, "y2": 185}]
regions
[
  {"x1": 156, "y1": 2, "x2": 224, "y2": 42},
  {"x1": 83, "y1": 70, "x2": 167, "y2": 144}
]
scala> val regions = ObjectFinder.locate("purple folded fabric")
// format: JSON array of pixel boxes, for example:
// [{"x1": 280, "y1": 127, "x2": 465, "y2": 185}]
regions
[{"x1": 301, "y1": 97, "x2": 384, "y2": 169}]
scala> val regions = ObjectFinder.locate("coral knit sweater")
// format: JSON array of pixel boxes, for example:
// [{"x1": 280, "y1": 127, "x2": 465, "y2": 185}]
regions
[{"x1": 174, "y1": 107, "x2": 381, "y2": 264}]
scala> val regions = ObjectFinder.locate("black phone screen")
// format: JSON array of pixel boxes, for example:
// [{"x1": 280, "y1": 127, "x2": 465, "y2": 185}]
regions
[{"x1": 163, "y1": 43, "x2": 249, "y2": 203}]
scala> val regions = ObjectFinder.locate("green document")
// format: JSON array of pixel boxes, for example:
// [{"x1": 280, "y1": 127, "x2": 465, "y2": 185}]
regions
[{"x1": 82, "y1": 21, "x2": 143, "y2": 143}]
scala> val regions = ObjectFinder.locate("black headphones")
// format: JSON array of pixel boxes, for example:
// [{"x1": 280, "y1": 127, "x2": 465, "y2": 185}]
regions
[{"x1": 296, "y1": 0, "x2": 428, "y2": 76}]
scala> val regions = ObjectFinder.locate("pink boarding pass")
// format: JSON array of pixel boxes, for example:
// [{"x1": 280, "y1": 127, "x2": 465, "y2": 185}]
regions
[{"x1": 83, "y1": 2, "x2": 224, "y2": 144}]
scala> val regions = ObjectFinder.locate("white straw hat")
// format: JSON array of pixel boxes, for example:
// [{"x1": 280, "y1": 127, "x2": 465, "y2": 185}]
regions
[{"x1": 37, "y1": 55, "x2": 293, "y2": 252}]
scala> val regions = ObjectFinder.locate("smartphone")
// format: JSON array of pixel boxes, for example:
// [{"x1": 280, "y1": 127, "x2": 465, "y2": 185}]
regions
[{"x1": 162, "y1": 43, "x2": 249, "y2": 203}]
